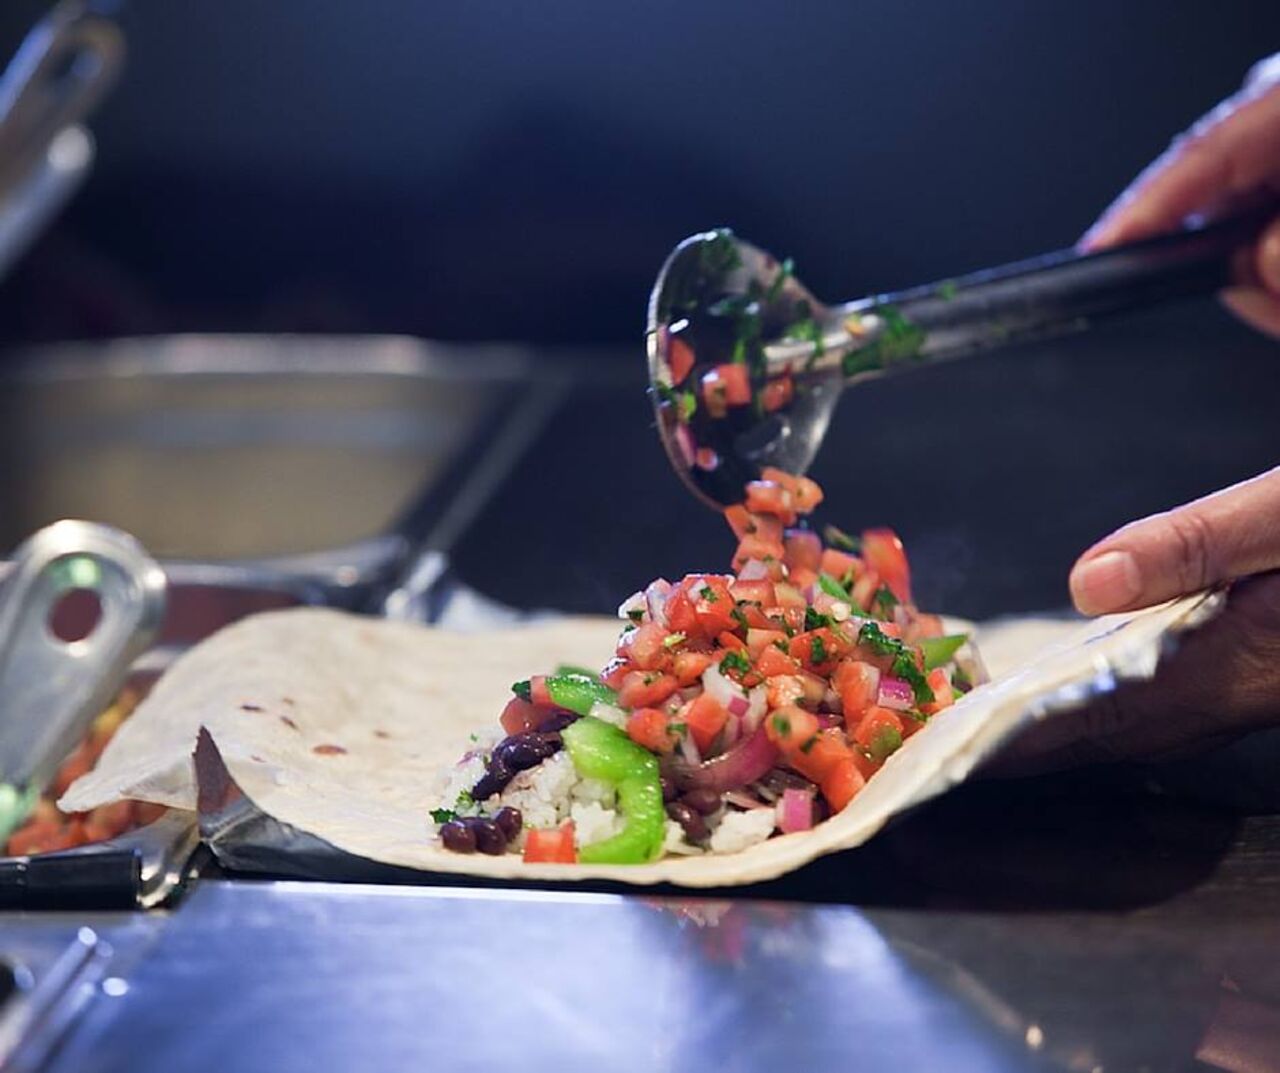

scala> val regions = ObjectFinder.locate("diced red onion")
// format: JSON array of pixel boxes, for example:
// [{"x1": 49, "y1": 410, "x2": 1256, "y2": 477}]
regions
[
  {"x1": 720, "y1": 713, "x2": 742, "y2": 749},
  {"x1": 679, "y1": 728, "x2": 702, "y2": 767},
  {"x1": 702, "y1": 662, "x2": 748, "y2": 712},
  {"x1": 777, "y1": 788, "x2": 815, "y2": 833},
  {"x1": 878, "y1": 675, "x2": 914, "y2": 711},
  {"x1": 675, "y1": 727, "x2": 779, "y2": 793},
  {"x1": 743, "y1": 685, "x2": 767, "y2": 732},
  {"x1": 617, "y1": 590, "x2": 646, "y2": 621},
  {"x1": 814, "y1": 712, "x2": 840, "y2": 730},
  {"x1": 674, "y1": 423, "x2": 697, "y2": 467},
  {"x1": 737, "y1": 559, "x2": 769, "y2": 581},
  {"x1": 727, "y1": 694, "x2": 750, "y2": 718},
  {"x1": 645, "y1": 579, "x2": 673, "y2": 628}
]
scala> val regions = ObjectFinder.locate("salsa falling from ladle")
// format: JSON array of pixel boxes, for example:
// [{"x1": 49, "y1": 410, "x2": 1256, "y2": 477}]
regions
[{"x1": 647, "y1": 214, "x2": 1270, "y2": 510}]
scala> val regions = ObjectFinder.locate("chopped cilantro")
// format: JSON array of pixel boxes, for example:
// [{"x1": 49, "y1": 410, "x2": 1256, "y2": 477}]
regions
[
  {"x1": 817, "y1": 573, "x2": 853, "y2": 602},
  {"x1": 857, "y1": 622, "x2": 935, "y2": 706},
  {"x1": 868, "y1": 725, "x2": 903, "y2": 763},
  {"x1": 678, "y1": 390, "x2": 697, "y2": 421},
  {"x1": 937, "y1": 279, "x2": 959, "y2": 301},
  {"x1": 627, "y1": 608, "x2": 644, "y2": 623},
  {"x1": 730, "y1": 606, "x2": 751, "y2": 632},
  {"x1": 668, "y1": 722, "x2": 688, "y2": 737},
  {"x1": 771, "y1": 713, "x2": 792, "y2": 737},
  {"x1": 805, "y1": 607, "x2": 832, "y2": 631},
  {"x1": 800, "y1": 735, "x2": 818, "y2": 754},
  {"x1": 841, "y1": 304, "x2": 926, "y2": 377},
  {"x1": 512, "y1": 679, "x2": 532, "y2": 701},
  {"x1": 455, "y1": 791, "x2": 474, "y2": 810},
  {"x1": 700, "y1": 228, "x2": 743, "y2": 274},
  {"x1": 810, "y1": 635, "x2": 829, "y2": 664},
  {"x1": 720, "y1": 649, "x2": 751, "y2": 677},
  {"x1": 764, "y1": 257, "x2": 795, "y2": 303},
  {"x1": 699, "y1": 585, "x2": 718, "y2": 602},
  {"x1": 872, "y1": 584, "x2": 899, "y2": 618},
  {"x1": 773, "y1": 639, "x2": 790, "y2": 653},
  {"x1": 429, "y1": 807, "x2": 455, "y2": 825},
  {"x1": 652, "y1": 380, "x2": 676, "y2": 405},
  {"x1": 663, "y1": 632, "x2": 687, "y2": 650}
]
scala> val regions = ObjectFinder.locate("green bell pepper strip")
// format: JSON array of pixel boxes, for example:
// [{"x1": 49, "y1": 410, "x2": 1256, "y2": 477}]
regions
[
  {"x1": 919, "y1": 634, "x2": 969, "y2": 671},
  {"x1": 561, "y1": 716, "x2": 665, "y2": 864},
  {"x1": 511, "y1": 674, "x2": 618, "y2": 716}
]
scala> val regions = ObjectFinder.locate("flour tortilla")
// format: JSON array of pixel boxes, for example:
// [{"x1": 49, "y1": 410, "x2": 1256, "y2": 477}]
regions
[{"x1": 61, "y1": 596, "x2": 1219, "y2": 887}]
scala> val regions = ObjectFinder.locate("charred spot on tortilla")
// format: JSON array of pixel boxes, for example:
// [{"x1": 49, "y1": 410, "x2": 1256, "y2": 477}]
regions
[
  {"x1": 280, "y1": 715, "x2": 299, "y2": 731},
  {"x1": 373, "y1": 729, "x2": 391, "y2": 739},
  {"x1": 240, "y1": 703, "x2": 264, "y2": 712},
  {"x1": 312, "y1": 743, "x2": 347, "y2": 756},
  {"x1": 282, "y1": 697, "x2": 296, "y2": 706}
]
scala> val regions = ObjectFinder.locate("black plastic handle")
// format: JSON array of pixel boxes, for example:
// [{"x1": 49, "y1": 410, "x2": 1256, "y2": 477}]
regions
[{"x1": 881, "y1": 209, "x2": 1270, "y2": 363}]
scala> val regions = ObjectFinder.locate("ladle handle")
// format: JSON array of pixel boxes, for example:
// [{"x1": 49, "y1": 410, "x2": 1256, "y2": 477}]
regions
[{"x1": 875, "y1": 207, "x2": 1272, "y2": 364}]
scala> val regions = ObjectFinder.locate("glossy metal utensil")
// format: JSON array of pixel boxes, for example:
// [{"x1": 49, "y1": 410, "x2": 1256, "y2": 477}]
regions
[
  {"x1": 0, "y1": 0, "x2": 124, "y2": 279},
  {"x1": 0, "y1": 521, "x2": 165, "y2": 839},
  {"x1": 648, "y1": 212, "x2": 1269, "y2": 508}
]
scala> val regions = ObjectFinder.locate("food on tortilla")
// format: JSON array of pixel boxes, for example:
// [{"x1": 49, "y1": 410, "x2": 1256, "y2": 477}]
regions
[
  {"x1": 433, "y1": 469, "x2": 975, "y2": 864},
  {"x1": 5, "y1": 684, "x2": 167, "y2": 856}
]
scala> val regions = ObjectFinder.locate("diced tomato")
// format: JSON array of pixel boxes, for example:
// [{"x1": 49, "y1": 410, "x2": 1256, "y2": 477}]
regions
[
  {"x1": 669, "y1": 336, "x2": 695, "y2": 385},
  {"x1": 720, "y1": 363, "x2": 753, "y2": 405},
  {"x1": 774, "y1": 583, "x2": 806, "y2": 611},
  {"x1": 850, "y1": 569, "x2": 882, "y2": 612},
  {"x1": 730, "y1": 578, "x2": 776, "y2": 606},
  {"x1": 51, "y1": 741, "x2": 94, "y2": 799},
  {"x1": 920, "y1": 668, "x2": 954, "y2": 716},
  {"x1": 854, "y1": 707, "x2": 905, "y2": 761},
  {"x1": 733, "y1": 534, "x2": 786, "y2": 572},
  {"x1": 833, "y1": 660, "x2": 880, "y2": 725},
  {"x1": 755, "y1": 644, "x2": 800, "y2": 679},
  {"x1": 689, "y1": 576, "x2": 738, "y2": 636},
  {"x1": 6, "y1": 819, "x2": 62, "y2": 856},
  {"x1": 523, "y1": 823, "x2": 577, "y2": 864},
  {"x1": 746, "y1": 628, "x2": 788, "y2": 661},
  {"x1": 821, "y1": 760, "x2": 865, "y2": 812},
  {"x1": 762, "y1": 468, "x2": 824, "y2": 515},
  {"x1": 673, "y1": 650, "x2": 713, "y2": 686},
  {"x1": 820, "y1": 548, "x2": 861, "y2": 583},
  {"x1": 725, "y1": 504, "x2": 754, "y2": 539},
  {"x1": 765, "y1": 706, "x2": 820, "y2": 750},
  {"x1": 627, "y1": 708, "x2": 676, "y2": 754},
  {"x1": 84, "y1": 800, "x2": 135, "y2": 842},
  {"x1": 529, "y1": 675, "x2": 555, "y2": 708},
  {"x1": 862, "y1": 528, "x2": 912, "y2": 604},
  {"x1": 735, "y1": 602, "x2": 774, "y2": 629},
  {"x1": 786, "y1": 730, "x2": 853, "y2": 784},
  {"x1": 618, "y1": 671, "x2": 680, "y2": 710},
  {"x1": 717, "y1": 630, "x2": 747, "y2": 652},
  {"x1": 783, "y1": 529, "x2": 823, "y2": 573},
  {"x1": 133, "y1": 801, "x2": 168, "y2": 825},
  {"x1": 851, "y1": 748, "x2": 881, "y2": 780},
  {"x1": 665, "y1": 587, "x2": 697, "y2": 634},
  {"x1": 600, "y1": 657, "x2": 634, "y2": 690},
  {"x1": 501, "y1": 697, "x2": 545, "y2": 736},
  {"x1": 766, "y1": 674, "x2": 806, "y2": 709},
  {"x1": 778, "y1": 606, "x2": 806, "y2": 634},
  {"x1": 789, "y1": 566, "x2": 818, "y2": 590},
  {"x1": 701, "y1": 368, "x2": 729, "y2": 418},
  {"x1": 788, "y1": 628, "x2": 850, "y2": 671},
  {"x1": 760, "y1": 375, "x2": 794, "y2": 412},
  {"x1": 685, "y1": 694, "x2": 730, "y2": 753},
  {"x1": 622, "y1": 622, "x2": 671, "y2": 672},
  {"x1": 744, "y1": 481, "x2": 797, "y2": 525},
  {"x1": 903, "y1": 612, "x2": 945, "y2": 642}
]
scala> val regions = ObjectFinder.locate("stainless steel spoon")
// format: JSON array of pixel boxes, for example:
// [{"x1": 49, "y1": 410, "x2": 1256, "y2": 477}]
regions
[{"x1": 647, "y1": 212, "x2": 1269, "y2": 509}]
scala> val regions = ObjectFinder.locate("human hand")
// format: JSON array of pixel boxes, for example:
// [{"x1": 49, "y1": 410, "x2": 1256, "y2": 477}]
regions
[{"x1": 1083, "y1": 52, "x2": 1280, "y2": 338}]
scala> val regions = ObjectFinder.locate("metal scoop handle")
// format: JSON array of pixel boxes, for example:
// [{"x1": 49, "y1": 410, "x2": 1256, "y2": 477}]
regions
[{"x1": 845, "y1": 208, "x2": 1269, "y2": 371}]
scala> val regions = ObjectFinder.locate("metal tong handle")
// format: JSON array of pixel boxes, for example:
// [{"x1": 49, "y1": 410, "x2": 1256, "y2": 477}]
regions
[
  {"x1": 857, "y1": 207, "x2": 1271, "y2": 368},
  {"x1": 0, "y1": 522, "x2": 164, "y2": 824}
]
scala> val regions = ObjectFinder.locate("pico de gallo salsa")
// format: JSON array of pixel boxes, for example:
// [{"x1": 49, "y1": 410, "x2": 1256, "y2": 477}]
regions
[{"x1": 434, "y1": 468, "x2": 972, "y2": 865}]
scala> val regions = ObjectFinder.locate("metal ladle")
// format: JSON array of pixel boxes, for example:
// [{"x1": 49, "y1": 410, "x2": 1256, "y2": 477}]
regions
[{"x1": 647, "y1": 212, "x2": 1269, "y2": 509}]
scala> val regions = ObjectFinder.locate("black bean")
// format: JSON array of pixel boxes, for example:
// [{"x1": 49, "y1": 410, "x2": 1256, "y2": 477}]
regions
[
  {"x1": 471, "y1": 760, "x2": 510, "y2": 801},
  {"x1": 659, "y1": 775, "x2": 678, "y2": 802},
  {"x1": 440, "y1": 821, "x2": 477, "y2": 854},
  {"x1": 666, "y1": 802, "x2": 709, "y2": 844},
  {"x1": 469, "y1": 818, "x2": 507, "y2": 855},
  {"x1": 759, "y1": 768, "x2": 816, "y2": 797},
  {"x1": 493, "y1": 731, "x2": 561, "y2": 772},
  {"x1": 538, "y1": 711, "x2": 579, "y2": 733},
  {"x1": 680, "y1": 788, "x2": 722, "y2": 816},
  {"x1": 493, "y1": 806, "x2": 522, "y2": 841}
]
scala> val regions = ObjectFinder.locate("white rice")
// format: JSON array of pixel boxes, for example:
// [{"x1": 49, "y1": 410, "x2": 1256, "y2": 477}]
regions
[
  {"x1": 709, "y1": 807, "x2": 777, "y2": 854},
  {"x1": 569, "y1": 801, "x2": 623, "y2": 846}
]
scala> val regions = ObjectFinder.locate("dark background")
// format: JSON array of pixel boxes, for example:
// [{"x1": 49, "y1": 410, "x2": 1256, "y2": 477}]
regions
[{"x1": 0, "y1": 1, "x2": 1277, "y2": 617}]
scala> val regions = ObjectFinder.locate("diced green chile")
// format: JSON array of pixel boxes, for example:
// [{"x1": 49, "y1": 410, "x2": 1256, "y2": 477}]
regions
[
  {"x1": 919, "y1": 634, "x2": 969, "y2": 671},
  {"x1": 512, "y1": 674, "x2": 618, "y2": 717},
  {"x1": 561, "y1": 717, "x2": 665, "y2": 864}
]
